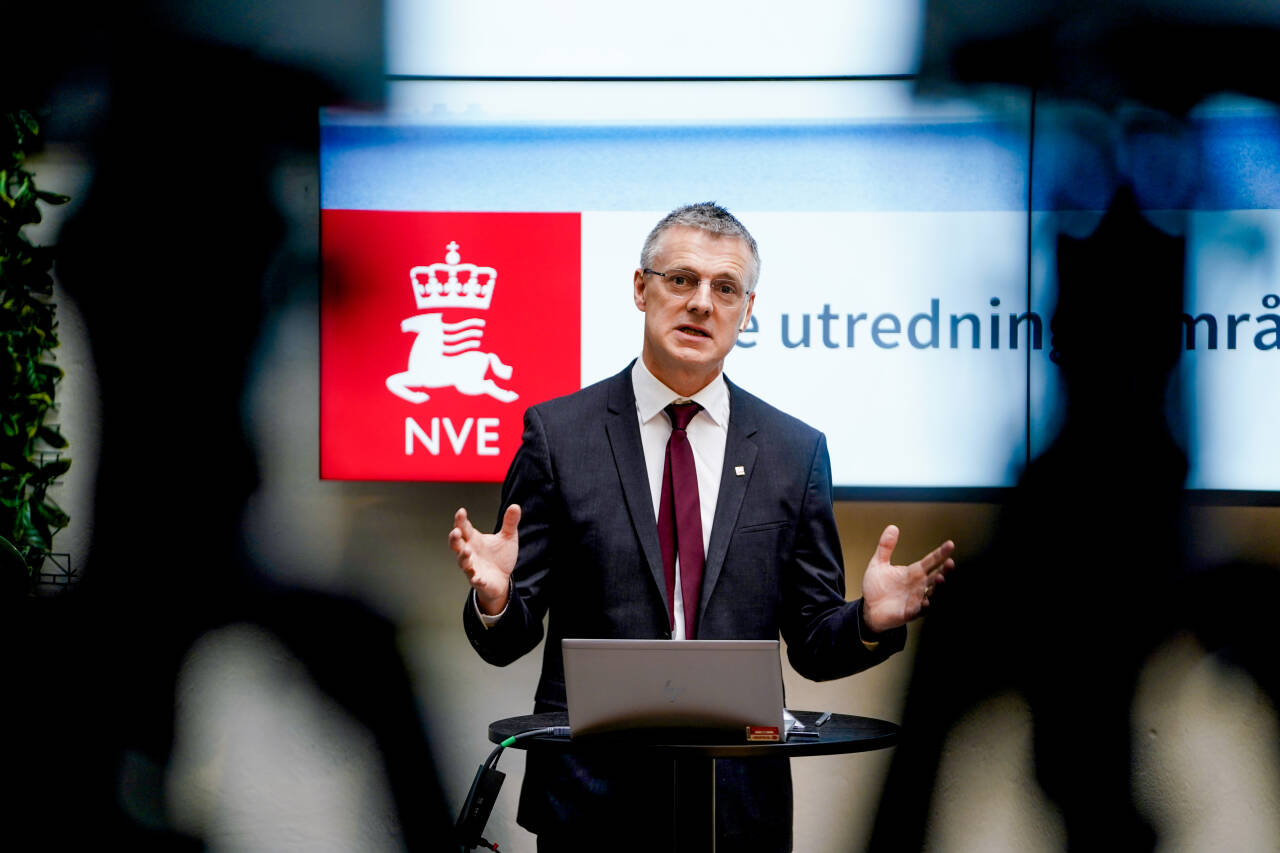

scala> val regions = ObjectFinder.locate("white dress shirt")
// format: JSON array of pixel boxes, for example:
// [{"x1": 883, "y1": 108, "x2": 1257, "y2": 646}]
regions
[
  {"x1": 478, "y1": 359, "x2": 730, "y2": 637},
  {"x1": 476, "y1": 359, "x2": 884, "y2": 652},
  {"x1": 630, "y1": 359, "x2": 729, "y2": 639}
]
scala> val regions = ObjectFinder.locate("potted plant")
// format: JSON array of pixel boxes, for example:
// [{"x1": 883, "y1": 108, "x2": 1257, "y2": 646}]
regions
[{"x1": 1, "y1": 107, "x2": 71, "y2": 589}]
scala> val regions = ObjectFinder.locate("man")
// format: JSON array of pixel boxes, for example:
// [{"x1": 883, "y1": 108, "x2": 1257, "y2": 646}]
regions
[{"x1": 450, "y1": 203, "x2": 954, "y2": 851}]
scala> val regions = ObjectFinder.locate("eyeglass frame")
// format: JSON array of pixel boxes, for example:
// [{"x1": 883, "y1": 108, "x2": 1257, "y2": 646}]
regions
[{"x1": 641, "y1": 267, "x2": 752, "y2": 307}]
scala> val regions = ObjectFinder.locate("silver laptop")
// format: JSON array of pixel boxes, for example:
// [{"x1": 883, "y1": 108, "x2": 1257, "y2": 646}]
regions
[{"x1": 561, "y1": 638, "x2": 795, "y2": 741}]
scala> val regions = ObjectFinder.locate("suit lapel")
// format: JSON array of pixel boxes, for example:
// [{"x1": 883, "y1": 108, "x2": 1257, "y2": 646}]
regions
[
  {"x1": 603, "y1": 365, "x2": 670, "y2": 617},
  {"x1": 699, "y1": 377, "x2": 758, "y2": 625}
]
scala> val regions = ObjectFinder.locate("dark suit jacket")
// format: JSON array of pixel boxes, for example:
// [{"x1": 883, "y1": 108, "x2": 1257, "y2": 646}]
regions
[{"x1": 463, "y1": 363, "x2": 905, "y2": 851}]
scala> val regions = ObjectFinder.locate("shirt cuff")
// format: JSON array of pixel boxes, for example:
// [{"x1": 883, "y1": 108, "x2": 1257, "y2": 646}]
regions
[
  {"x1": 856, "y1": 598, "x2": 881, "y2": 651},
  {"x1": 473, "y1": 586, "x2": 509, "y2": 628}
]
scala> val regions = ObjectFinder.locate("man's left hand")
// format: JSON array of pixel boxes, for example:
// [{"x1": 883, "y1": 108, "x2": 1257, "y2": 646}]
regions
[{"x1": 860, "y1": 525, "x2": 955, "y2": 634}]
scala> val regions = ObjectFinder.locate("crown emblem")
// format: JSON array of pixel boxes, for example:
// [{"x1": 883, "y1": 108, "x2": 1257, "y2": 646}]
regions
[{"x1": 409, "y1": 241, "x2": 497, "y2": 310}]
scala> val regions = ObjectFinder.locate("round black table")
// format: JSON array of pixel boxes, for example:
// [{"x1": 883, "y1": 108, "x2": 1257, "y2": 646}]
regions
[{"x1": 489, "y1": 710, "x2": 899, "y2": 851}]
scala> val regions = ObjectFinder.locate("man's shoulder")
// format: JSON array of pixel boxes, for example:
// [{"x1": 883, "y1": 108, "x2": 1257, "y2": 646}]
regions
[
  {"x1": 525, "y1": 364, "x2": 629, "y2": 425},
  {"x1": 726, "y1": 378, "x2": 824, "y2": 444}
]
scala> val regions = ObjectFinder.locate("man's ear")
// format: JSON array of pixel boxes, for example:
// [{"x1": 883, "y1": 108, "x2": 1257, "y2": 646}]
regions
[
  {"x1": 738, "y1": 291, "x2": 756, "y2": 332},
  {"x1": 633, "y1": 268, "x2": 647, "y2": 311}
]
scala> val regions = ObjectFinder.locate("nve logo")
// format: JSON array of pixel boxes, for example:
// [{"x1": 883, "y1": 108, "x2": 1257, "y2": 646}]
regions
[
  {"x1": 321, "y1": 211, "x2": 581, "y2": 481},
  {"x1": 386, "y1": 242, "x2": 518, "y2": 405}
]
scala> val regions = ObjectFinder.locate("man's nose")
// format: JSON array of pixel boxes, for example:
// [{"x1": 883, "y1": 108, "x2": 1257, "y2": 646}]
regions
[{"x1": 686, "y1": 280, "x2": 714, "y2": 312}]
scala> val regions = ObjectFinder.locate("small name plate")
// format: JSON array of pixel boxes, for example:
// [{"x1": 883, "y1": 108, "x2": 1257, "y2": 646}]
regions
[{"x1": 746, "y1": 725, "x2": 781, "y2": 742}]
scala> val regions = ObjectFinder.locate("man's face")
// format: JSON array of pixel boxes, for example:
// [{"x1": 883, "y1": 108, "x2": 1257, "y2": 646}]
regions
[{"x1": 633, "y1": 224, "x2": 756, "y2": 396}]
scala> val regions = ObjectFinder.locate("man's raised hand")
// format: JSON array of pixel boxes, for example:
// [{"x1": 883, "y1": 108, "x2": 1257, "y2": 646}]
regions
[
  {"x1": 860, "y1": 524, "x2": 956, "y2": 634},
  {"x1": 449, "y1": 504, "x2": 521, "y2": 616}
]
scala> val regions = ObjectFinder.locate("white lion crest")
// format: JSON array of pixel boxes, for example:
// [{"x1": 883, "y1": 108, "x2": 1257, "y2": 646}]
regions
[{"x1": 386, "y1": 313, "x2": 518, "y2": 404}]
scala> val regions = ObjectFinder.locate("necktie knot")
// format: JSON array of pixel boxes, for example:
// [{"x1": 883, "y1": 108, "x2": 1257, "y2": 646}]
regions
[{"x1": 665, "y1": 401, "x2": 701, "y2": 432}]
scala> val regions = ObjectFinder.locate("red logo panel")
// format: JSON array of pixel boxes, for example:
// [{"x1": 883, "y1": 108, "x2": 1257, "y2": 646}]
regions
[{"x1": 321, "y1": 211, "x2": 581, "y2": 480}]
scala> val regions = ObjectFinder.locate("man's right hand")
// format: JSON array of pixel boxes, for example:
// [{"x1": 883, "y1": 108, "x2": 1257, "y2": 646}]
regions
[{"x1": 449, "y1": 504, "x2": 521, "y2": 616}]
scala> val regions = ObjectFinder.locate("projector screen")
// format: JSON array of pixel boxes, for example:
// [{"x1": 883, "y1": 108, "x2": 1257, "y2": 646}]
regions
[
  {"x1": 319, "y1": 81, "x2": 1280, "y2": 497},
  {"x1": 320, "y1": 80, "x2": 1037, "y2": 492}
]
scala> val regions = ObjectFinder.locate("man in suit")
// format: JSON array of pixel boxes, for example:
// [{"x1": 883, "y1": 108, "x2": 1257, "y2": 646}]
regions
[{"x1": 450, "y1": 203, "x2": 955, "y2": 851}]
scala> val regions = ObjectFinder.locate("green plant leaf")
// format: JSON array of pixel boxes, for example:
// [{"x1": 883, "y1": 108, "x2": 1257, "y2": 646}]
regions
[
  {"x1": 1, "y1": 108, "x2": 70, "y2": 560},
  {"x1": 37, "y1": 426, "x2": 66, "y2": 448},
  {"x1": 0, "y1": 532, "x2": 23, "y2": 568},
  {"x1": 34, "y1": 499, "x2": 68, "y2": 530},
  {"x1": 14, "y1": 501, "x2": 45, "y2": 550},
  {"x1": 23, "y1": 525, "x2": 51, "y2": 554},
  {"x1": 31, "y1": 457, "x2": 69, "y2": 483}
]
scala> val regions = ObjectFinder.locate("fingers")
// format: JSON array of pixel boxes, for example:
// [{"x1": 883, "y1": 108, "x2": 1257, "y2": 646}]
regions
[
  {"x1": 452, "y1": 507, "x2": 475, "y2": 541},
  {"x1": 868, "y1": 525, "x2": 957, "y2": 624},
  {"x1": 920, "y1": 541, "x2": 956, "y2": 609},
  {"x1": 449, "y1": 507, "x2": 478, "y2": 575},
  {"x1": 449, "y1": 504, "x2": 521, "y2": 584},
  {"x1": 447, "y1": 529, "x2": 466, "y2": 561},
  {"x1": 918, "y1": 539, "x2": 956, "y2": 576},
  {"x1": 933, "y1": 555, "x2": 956, "y2": 581},
  {"x1": 448, "y1": 509, "x2": 471, "y2": 562},
  {"x1": 453, "y1": 504, "x2": 521, "y2": 543},
  {"x1": 448, "y1": 531, "x2": 474, "y2": 572}
]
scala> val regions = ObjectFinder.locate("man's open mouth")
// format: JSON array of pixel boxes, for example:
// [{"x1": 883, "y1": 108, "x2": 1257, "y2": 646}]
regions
[{"x1": 678, "y1": 325, "x2": 710, "y2": 337}]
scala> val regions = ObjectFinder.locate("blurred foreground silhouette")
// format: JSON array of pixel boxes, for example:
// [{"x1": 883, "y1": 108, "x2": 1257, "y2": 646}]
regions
[
  {"x1": 7, "y1": 3, "x2": 452, "y2": 849},
  {"x1": 871, "y1": 3, "x2": 1280, "y2": 850}
]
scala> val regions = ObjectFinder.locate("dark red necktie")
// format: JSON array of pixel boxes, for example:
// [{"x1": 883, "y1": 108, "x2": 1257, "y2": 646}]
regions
[{"x1": 657, "y1": 402, "x2": 704, "y2": 639}]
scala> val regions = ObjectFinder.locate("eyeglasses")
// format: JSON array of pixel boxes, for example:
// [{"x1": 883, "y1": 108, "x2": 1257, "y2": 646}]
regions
[{"x1": 643, "y1": 268, "x2": 750, "y2": 307}]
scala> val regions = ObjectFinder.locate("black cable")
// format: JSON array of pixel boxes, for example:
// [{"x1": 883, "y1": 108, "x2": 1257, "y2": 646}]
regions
[{"x1": 458, "y1": 726, "x2": 571, "y2": 850}]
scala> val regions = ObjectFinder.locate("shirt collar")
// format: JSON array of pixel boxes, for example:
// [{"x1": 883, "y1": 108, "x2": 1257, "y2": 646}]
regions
[{"x1": 631, "y1": 359, "x2": 730, "y2": 428}]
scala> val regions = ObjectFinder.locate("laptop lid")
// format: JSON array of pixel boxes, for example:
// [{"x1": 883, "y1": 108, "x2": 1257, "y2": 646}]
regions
[{"x1": 561, "y1": 638, "x2": 791, "y2": 741}]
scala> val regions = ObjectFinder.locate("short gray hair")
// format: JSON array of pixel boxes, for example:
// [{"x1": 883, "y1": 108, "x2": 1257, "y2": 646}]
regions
[{"x1": 640, "y1": 202, "x2": 760, "y2": 291}]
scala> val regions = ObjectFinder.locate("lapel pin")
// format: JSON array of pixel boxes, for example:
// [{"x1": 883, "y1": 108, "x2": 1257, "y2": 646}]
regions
[{"x1": 735, "y1": 465, "x2": 745, "y2": 476}]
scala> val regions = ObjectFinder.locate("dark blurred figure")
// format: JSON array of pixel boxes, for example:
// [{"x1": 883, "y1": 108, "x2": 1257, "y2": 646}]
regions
[
  {"x1": 872, "y1": 185, "x2": 1189, "y2": 851},
  {"x1": 7, "y1": 3, "x2": 452, "y2": 849},
  {"x1": 871, "y1": 3, "x2": 1280, "y2": 850}
]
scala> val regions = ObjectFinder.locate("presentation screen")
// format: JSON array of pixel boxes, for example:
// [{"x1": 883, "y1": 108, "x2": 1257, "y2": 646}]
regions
[
  {"x1": 320, "y1": 80, "x2": 1036, "y2": 491},
  {"x1": 320, "y1": 82, "x2": 1280, "y2": 496}
]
